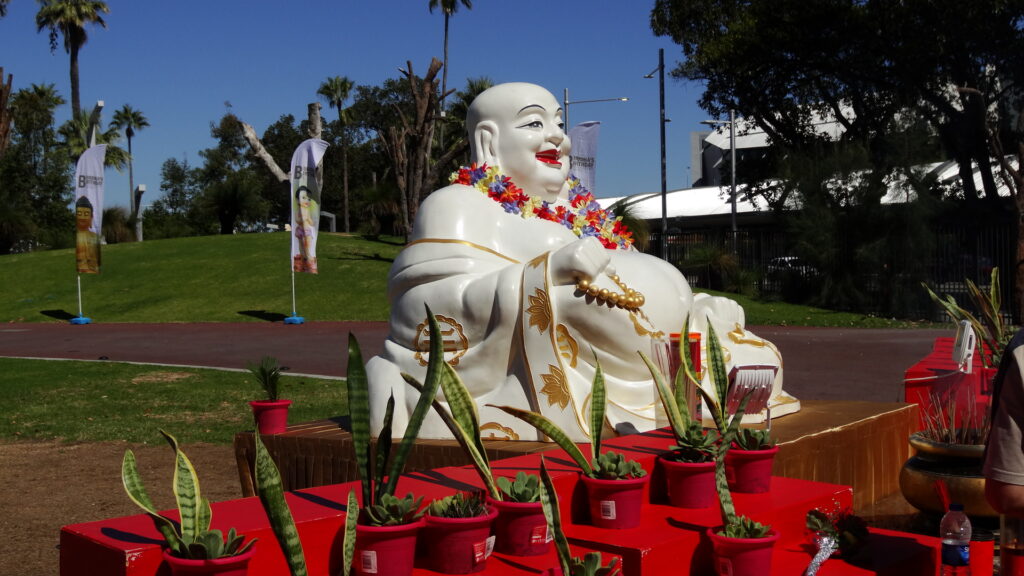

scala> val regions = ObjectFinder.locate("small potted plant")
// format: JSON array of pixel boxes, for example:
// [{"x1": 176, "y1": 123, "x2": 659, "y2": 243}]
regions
[
  {"x1": 423, "y1": 491, "x2": 499, "y2": 574},
  {"x1": 539, "y1": 458, "x2": 622, "y2": 576},
  {"x1": 415, "y1": 326, "x2": 548, "y2": 556},
  {"x1": 248, "y1": 356, "x2": 291, "y2": 434},
  {"x1": 698, "y1": 322, "x2": 779, "y2": 575},
  {"x1": 122, "y1": 430, "x2": 257, "y2": 576},
  {"x1": 726, "y1": 428, "x2": 778, "y2": 494},
  {"x1": 641, "y1": 328, "x2": 720, "y2": 508},
  {"x1": 342, "y1": 307, "x2": 449, "y2": 576},
  {"x1": 494, "y1": 355, "x2": 649, "y2": 530}
]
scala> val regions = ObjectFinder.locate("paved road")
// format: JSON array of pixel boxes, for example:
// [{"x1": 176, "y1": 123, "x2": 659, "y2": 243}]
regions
[{"x1": 0, "y1": 322, "x2": 949, "y2": 403}]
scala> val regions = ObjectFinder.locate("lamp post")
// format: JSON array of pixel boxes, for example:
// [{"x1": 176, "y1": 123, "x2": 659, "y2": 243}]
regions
[
  {"x1": 645, "y1": 48, "x2": 669, "y2": 261},
  {"x1": 561, "y1": 89, "x2": 629, "y2": 136},
  {"x1": 700, "y1": 110, "x2": 737, "y2": 252}
]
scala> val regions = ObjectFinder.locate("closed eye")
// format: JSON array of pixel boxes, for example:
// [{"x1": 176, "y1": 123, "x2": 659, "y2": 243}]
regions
[{"x1": 518, "y1": 120, "x2": 543, "y2": 129}]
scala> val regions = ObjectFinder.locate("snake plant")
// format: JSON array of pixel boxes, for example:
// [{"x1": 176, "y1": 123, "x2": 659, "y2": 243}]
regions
[
  {"x1": 540, "y1": 458, "x2": 622, "y2": 576},
  {"x1": 121, "y1": 430, "x2": 256, "y2": 560},
  {"x1": 345, "y1": 304, "x2": 445, "y2": 526},
  {"x1": 427, "y1": 491, "x2": 490, "y2": 518},
  {"x1": 493, "y1": 354, "x2": 646, "y2": 480},
  {"x1": 253, "y1": 431, "x2": 308, "y2": 576}
]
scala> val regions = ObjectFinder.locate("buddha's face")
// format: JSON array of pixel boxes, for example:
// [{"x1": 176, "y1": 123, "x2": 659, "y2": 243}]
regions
[
  {"x1": 76, "y1": 206, "x2": 92, "y2": 232},
  {"x1": 487, "y1": 85, "x2": 571, "y2": 200}
]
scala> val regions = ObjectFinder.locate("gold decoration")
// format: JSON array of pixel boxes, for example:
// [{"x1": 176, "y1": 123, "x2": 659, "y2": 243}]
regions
[
  {"x1": 481, "y1": 422, "x2": 520, "y2": 440},
  {"x1": 527, "y1": 288, "x2": 552, "y2": 333},
  {"x1": 528, "y1": 253, "x2": 547, "y2": 269},
  {"x1": 413, "y1": 314, "x2": 469, "y2": 367},
  {"x1": 555, "y1": 325, "x2": 579, "y2": 367},
  {"x1": 540, "y1": 365, "x2": 571, "y2": 410},
  {"x1": 628, "y1": 311, "x2": 665, "y2": 340}
]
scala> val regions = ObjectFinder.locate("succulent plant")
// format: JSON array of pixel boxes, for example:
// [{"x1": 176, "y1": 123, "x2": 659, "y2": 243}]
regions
[
  {"x1": 665, "y1": 423, "x2": 719, "y2": 463},
  {"x1": 363, "y1": 492, "x2": 426, "y2": 526},
  {"x1": 248, "y1": 355, "x2": 282, "y2": 401},
  {"x1": 540, "y1": 458, "x2": 622, "y2": 576},
  {"x1": 427, "y1": 491, "x2": 490, "y2": 518},
  {"x1": 592, "y1": 450, "x2": 646, "y2": 480},
  {"x1": 122, "y1": 430, "x2": 256, "y2": 560},
  {"x1": 497, "y1": 471, "x2": 541, "y2": 503},
  {"x1": 733, "y1": 427, "x2": 774, "y2": 451}
]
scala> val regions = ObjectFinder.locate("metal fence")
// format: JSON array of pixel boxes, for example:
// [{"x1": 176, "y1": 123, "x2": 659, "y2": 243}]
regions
[{"x1": 650, "y1": 219, "x2": 1019, "y2": 321}]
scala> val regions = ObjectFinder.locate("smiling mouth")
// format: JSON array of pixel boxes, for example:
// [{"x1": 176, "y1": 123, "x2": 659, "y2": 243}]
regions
[{"x1": 536, "y1": 150, "x2": 562, "y2": 166}]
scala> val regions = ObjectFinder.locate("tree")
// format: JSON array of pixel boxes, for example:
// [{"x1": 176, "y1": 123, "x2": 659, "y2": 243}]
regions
[
  {"x1": 0, "y1": 68, "x2": 12, "y2": 158},
  {"x1": 427, "y1": 0, "x2": 473, "y2": 115},
  {"x1": 35, "y1": 0, "x2": 110, "y2": 118},
  {"x1": 318, "y1": 75, "x2": 354, "y2": 233},
  {"x1": 110, "y1": 104, "x2": 149, "y2": 230},
  {"x1": 57, "y1": 109, "x2": 127, "y2": 169},
  {"x1": 651, "y1": 0, "x2": 1024, "y2": 315},
  {"x1": 200, "y1": 169, "x2": 263, "y2": 235}
]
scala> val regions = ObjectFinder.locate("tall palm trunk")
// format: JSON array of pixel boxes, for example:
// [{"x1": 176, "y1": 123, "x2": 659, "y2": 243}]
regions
[
  {"x1": 69, "y1": 40, "x2": 81, "y2": 117},
  {"x1": 337, "y1": 103, "x2": 350, "y2": 233}
]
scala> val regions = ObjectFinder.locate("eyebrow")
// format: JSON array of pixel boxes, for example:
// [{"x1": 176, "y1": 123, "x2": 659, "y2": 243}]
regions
[{"x1": 517, "y1": 104, "x2": 546, "y2": 115}]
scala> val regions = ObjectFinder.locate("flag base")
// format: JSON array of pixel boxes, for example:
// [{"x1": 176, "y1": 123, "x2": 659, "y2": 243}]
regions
[
  {"x1": 284, "y1": 316, "x2": 305, "y2": 325},
  {"x1": 70, "y1": 316, "x2": 92, "y2": 325}
]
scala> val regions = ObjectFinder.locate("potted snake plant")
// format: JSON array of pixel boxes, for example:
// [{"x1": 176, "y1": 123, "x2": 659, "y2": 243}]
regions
[
  {"x1": 414, "y1": 330, "x2": 548, "y2": 557},
  {"x1": 422, "y1": 491, "x2": 499, "y2": 574},
  {"x1": 494, "y1": 355, "x2": 649, "y2": 530},
  {"x1": 726, "y1": 427, "x2": 778, "y2": 494},
  {"x1": 248, "y1": 355, "x2": 292, "y2": 434},
  {"x1": 121, "y1": 430, "x2": 258, "y2": 575},
  {"x1": 697, "y1": 322, "x2": 779, "y2": 575},
  {"x1": 342, "y1": 306, "x2": 451, "y2": 576},
  {"x1": 640, "y1": 326, "x2": 720, "y2": 509}
]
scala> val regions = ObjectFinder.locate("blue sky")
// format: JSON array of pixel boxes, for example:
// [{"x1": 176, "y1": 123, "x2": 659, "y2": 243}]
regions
[{"x1": 2, "y1": 1, "x2": 712, "y2": 209}]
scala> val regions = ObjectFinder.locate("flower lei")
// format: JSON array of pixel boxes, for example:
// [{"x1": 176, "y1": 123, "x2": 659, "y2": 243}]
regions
[{"x1": 450, "y1": 163, "x2": 633, "y2": 250}]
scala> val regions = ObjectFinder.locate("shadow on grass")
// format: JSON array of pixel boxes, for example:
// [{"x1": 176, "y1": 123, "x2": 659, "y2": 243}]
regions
[
  {"x1": 40, "y1": 309, "x2": 76, "y2": 321},
  {"x1": 238, "y1": 310, "x2": 288, "y2": 322},
  {"x1": 326, "y1": 253, "x2": 394, "y2": 263}
]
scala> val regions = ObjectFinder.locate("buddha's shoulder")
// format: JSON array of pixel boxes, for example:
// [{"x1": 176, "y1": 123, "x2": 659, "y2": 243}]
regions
[{"x1": 422, "y1": 184, "x2": 495, "y2": 209}]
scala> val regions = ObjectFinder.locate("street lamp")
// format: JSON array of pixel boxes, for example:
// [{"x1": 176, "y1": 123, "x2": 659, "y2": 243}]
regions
[
  {"x1": 701, "y1": 109, "x2": 737, "y2": 252},
  {"x1": 644, "y1": 48, "x2": 669, "y2": 261},
  {"x1": 561, "y1": 88, "x2": 628, "y2": 134}
]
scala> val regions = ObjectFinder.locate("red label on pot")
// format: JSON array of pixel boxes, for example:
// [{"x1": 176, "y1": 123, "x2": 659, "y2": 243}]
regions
[
  {"x1": 600, "y1": 500, "x2": 617, "y2": 520},
  {"x1": 360, "y1": 550, "x2": 378, "y2": 574},
  {"x1": 531, "y1": 524, "x2": 550, "y2": 544}
]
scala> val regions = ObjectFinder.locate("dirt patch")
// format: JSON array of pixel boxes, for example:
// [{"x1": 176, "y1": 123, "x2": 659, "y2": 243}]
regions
[
  {"x1": 1, "y1": 440, "x2": 241, "y2": 576},
  {"x1": 131, "y1": 371, "x2": 196, "y2": 384}
]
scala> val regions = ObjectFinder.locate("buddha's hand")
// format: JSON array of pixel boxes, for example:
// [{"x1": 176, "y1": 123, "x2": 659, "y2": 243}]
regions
[{"x1": 550, "y1": 236, "x2": 611, "y2": 285}]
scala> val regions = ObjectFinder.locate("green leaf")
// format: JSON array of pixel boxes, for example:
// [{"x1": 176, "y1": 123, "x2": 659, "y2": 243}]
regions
[
  {"x1": 640, "y1": 350, "x2": 688, "y2": 443},
  {"x1": 540, "y1": 458, "x2": 572, "y2": 575},
  {"x1": 436, "y1": 360, "x2": 499, "y2": 499},
  {"x1": 590, "y1": 352, "x2": 606, "y2": 462},
  {"x1": 345, "y1": 333, "x2": 373, "y2": 507},
  {"x1": 372, "y1": 394, "x2": 394, "y2": 503},
  {"x1": 254, "y1": 432, "x2": 308, "y2": 576},
  {"x1": 341, "y1": 490, "x2": 358, "y2": 576},
  {"x1": 161, "y1": 429, "x2": 205, "y2": 543},
  {"x1": 490, "y1": 404, "x2": 593, "y2": 476},
  {"x1": 120, "y1": 449, "x2": 183, "y2": 552}
]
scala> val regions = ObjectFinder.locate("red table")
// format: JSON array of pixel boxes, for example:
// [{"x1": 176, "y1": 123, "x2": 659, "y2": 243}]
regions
[{"x1": 903, "y1": 337, "x2": 995, "y2": 429}]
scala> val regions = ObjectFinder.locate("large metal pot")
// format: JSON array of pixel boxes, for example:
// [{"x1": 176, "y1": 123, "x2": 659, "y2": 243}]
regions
[{"x1": 898, "y1": 432, "x2": 996, "y2": 518}]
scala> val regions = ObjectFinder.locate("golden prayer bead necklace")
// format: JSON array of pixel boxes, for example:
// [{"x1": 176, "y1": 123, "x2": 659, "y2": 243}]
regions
[{"x1": 575, "y1": 273, "x2": 645, "y2": 311}]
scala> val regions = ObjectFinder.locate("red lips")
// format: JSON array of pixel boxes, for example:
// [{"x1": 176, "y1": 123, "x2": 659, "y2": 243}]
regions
[{"x1": 536, "y1": 149, "x2": 562, "y2": 166}]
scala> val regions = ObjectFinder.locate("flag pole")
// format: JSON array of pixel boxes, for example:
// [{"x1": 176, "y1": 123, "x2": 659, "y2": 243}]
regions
[
  {"x1": 285, "y1": 268, "x2": 303, "y2": 324},
  {"x1": 70, "y1": 274, "x2": 91, "y2": 324}
]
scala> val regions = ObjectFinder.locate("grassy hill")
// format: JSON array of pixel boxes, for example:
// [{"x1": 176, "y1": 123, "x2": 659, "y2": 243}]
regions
[
  {"x1": 1, "y1": 233, "x2": 402, "y2": 323},
  {"x1": 1, "y1": 232, "x2": 934, "y2": 327}
]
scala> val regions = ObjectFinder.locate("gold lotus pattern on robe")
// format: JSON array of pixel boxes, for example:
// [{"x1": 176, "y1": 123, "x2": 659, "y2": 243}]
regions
[
  {"x1": 540, "y1": 364, "x2": 570, "y2": 410},
  {"x1": 527, "y1": 288, "x2": 552, "y2": 333}
]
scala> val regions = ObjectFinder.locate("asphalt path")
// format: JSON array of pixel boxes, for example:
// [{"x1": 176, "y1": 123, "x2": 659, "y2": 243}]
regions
[{"x1": 0, "y1": 321, "x2": 950, "y2": 404}]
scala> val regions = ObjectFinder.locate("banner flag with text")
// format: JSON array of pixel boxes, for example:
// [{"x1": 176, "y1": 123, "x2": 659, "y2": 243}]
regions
[
  {"x1": 74, "y1": 144, "x2": 107, "y2": 274},
  {"x1": 569, "y1": 121, "x2": 600, "y2": 194},
  {"x1": 290, "y1": 138, "x2": 329, "y2": 274}
]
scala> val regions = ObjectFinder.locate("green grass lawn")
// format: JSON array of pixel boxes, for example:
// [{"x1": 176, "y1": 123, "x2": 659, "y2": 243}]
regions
[
  {"x1": 1, "y1": 233, "x2": 402, "y2": 323},
  {"x1": 0, "y1": 358, "x2": 346, "y2": 444}
]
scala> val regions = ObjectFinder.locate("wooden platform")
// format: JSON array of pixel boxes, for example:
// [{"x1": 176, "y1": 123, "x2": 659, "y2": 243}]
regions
[{"x1": 235, "y1": 400, "x2": 917, "y2": 509}]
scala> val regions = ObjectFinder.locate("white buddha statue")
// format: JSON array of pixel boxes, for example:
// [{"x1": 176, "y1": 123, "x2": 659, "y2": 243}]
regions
[{"x1": 366, "y1": 82, "x2": 797, "y2": 442}]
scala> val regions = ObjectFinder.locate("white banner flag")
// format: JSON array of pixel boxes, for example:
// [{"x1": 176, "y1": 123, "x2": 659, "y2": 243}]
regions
[
  {"x1": 290, "y1": 139, "x2": 329, "y2": 274},
  {"x1": 74, "y1": 144, "x2": 107, "y2": 274},
  {"x1": 569, "y1": 121, "x2": 600, "y2": 194}
]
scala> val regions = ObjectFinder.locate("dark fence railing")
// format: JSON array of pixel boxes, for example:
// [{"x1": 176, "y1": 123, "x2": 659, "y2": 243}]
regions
[{"x1": 650, "y1": 220, "x2": 1019, "y2": 322}]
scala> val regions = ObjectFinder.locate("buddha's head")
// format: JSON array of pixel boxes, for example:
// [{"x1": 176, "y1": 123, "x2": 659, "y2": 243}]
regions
[
  {"x1": 75, "y1": 196, "x2": 93, "y2": 232},
  {"x1": 467, "y1": 82, "x2": 571, "y2": 202}
]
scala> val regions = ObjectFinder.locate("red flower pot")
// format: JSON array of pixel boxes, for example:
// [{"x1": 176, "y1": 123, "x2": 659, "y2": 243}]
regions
[
  {"x1": 486, "y1": 497, "x2": 550, "y2": 556},
  {"x1": 707, "y1": 528, "x2": 779, "y2": 576},
  {"x1": 580, "y1": 474, "x2": 650, "y2": 529},
  {"x1": 353, "y1": 518, "x2": 424, "y2": 576},
  {"x1": 725, "y1": 446, "x2": 779, "y2": 494},
  {"x1": 249, "y1": 399, "x2": 292, "y2": 434},
  {"x1": 659, "y1": 455, "x2": 716, "y2": 508},
  {"x1": 162, "y1": 545, "x2": 256, "y2": 576},
  {"x1": 424, "y1": 506, "x2": 499, "y2": 574}
]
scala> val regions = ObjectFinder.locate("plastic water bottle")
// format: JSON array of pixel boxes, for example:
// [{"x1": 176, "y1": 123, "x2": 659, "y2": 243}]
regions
[{"x1": 940, "y1": 503, "x2": 972, "y2": 575}]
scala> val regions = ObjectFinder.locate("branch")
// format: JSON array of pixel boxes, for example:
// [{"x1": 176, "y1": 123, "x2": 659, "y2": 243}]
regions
[
  {"x1": 240, "y1": 121, "x2": 289, "y2": 182},
  {"x1": 307, "y1": 103, "x2": 322, "y2": 140}
]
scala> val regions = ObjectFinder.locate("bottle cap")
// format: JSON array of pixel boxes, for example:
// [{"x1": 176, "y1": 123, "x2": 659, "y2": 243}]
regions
[{"x1": 949, "y1": 503, "x2": 964, "y2": 511}]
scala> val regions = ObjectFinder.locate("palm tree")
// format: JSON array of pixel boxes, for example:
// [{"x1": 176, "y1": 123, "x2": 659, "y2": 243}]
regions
[
  {"x1": 427, "y1": 0, "x2": 472, "y2": 112},
  {"x1": 0, "y1": 0, "x2": 10, "y2": 18},
  {"x1": 317, "y1": 76, "x2": 353, "y2": 233},
  {"x1": 58, "y1": 110, "x2": 127, "y2": 170},
  {"x1": 35, "y1": 0, "x2": 110, "y2": 117},
  {"x1": 110, "y1": 104, "x2": 149, "y2": 224}
]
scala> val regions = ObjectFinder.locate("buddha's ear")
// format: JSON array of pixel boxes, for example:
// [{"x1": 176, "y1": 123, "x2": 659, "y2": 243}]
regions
[{"x1": 474, "y1": 120, "x2": 499, "y2": 165}]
